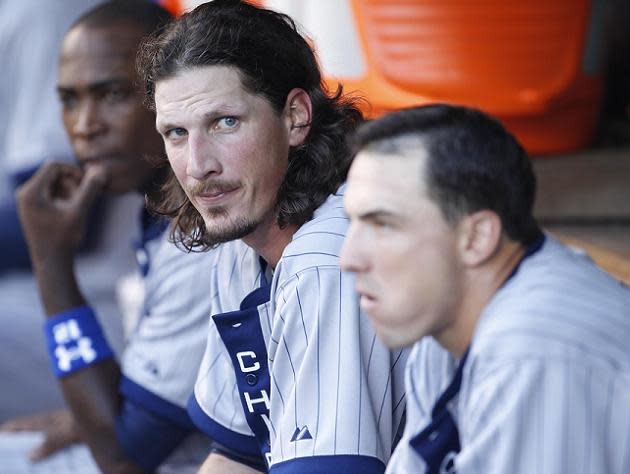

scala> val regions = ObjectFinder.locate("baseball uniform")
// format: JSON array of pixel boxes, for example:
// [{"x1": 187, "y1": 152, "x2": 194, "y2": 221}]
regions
[
  {"x1": 387, "y1": 235, "x2": 630, "y2": 473},
  {"x1": 50, "y1": 211, "x2": 221, "y2": 471},
  {"x1": 189, "y1": 186, "x2": 408, "y2": 473}
]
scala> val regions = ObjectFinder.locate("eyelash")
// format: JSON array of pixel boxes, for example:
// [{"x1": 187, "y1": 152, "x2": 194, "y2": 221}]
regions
[
  {"x1": 214, "y1": 116, "x2": 238, "y2": 130},
  {"x1": 372, "y1": 220, "x2": 392, "y2": 230},
  {"x1": 103, "y1": 88, "x2": 128, "y2": 103},
  {"x1": 59, "y1": 94, "x2": 76, "y2": 108},
  {"x1": 163, "y1": 116, "x2": 239, "y2": 140},
  {"x1": 165, "y1": 128, "x2": 187, "y2": 139}
]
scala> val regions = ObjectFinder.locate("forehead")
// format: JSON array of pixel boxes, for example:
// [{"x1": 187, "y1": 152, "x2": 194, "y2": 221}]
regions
[
  {"x1": 58, "y1": 23, "x2": 145, "y2": 87},
  {"x1": 154, "y1": 66, "x2": 256, "y2": 115},
  {"x1": 345, "y1": 144, "x2": 430, "y2": 216}
]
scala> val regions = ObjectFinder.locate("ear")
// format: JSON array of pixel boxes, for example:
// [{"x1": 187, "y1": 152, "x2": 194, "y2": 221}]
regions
[
  {"x1": 457, "y1": 210, "x2": 503, "y2": 267},
  {"x1": 283, "y1": 88, "x2": 312, "y2": 147}
]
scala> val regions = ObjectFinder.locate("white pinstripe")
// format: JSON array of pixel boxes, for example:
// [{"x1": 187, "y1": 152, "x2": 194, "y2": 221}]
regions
[
  {"x1": 121, "y1": 231, "x2": 220, "y2": 407},
  {"x1": 193, "y1": 187, "x2": 408, "y2": 469},
  {"x1": 387, "y1": 235, "x2": 630, "y2": 473}
]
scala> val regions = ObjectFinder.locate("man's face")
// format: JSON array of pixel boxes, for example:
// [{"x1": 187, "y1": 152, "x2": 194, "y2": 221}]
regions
[
  {"x1": 58, "y1": 23, "x2": 162, "y2": 194},
  {"x1": 154, "y1": 65, "x2": 292, "y2": 246},
  {"x1": 341, "y1": 144, "x2": 463, "y2": 349}
]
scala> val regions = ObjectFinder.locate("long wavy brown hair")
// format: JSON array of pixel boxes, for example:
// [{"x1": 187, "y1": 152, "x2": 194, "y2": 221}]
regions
[{"x1": 137, "y1": 0, "x2": 364, "y2": 251}]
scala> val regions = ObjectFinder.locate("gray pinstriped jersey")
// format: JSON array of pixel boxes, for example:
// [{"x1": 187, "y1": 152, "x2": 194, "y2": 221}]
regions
[
  {"x1": 192, "y1": 187, "x2": 408, "y2": 471},
  {"x1": 387, "y1": 235, "x2": 630, "y2": 473},
  {"x1": 121, "y1": 230, "x2": 219, "y2": 408}
]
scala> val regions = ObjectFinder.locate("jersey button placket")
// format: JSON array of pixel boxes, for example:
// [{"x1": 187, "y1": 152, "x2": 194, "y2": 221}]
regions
[{"x1": 246, "y1": 373, "x2": 258, "y2": 386}]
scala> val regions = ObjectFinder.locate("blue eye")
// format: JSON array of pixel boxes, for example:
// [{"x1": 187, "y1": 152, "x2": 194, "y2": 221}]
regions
[
  {"x1": 166, "y1": 127, "x2": 187, "y2": 139},
  {"x1": 217, "y1": 116, "x2": 238, "y2": 129}
]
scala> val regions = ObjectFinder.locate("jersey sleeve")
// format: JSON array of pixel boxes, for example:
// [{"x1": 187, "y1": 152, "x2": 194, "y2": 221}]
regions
[
  {"x1": 115, "y1": 383, "x2": 198, "y2": 472},
  {"x1": 114, "y1": 239, "x2": 219, "y2": 469},
  {"x1": 120, "y1": 240, "x2": 216, "y2": 409},
  {"x1": 266, "y1": 266, "x2": 407, "y2": 473},
  {"x1": 456, "y1": 357, "x2": 630, "y2": 474}
]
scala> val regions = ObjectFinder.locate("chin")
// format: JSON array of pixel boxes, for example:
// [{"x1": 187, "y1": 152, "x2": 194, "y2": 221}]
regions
[
  {"x1": 372, "y1": 324, "x2": 414, "y2": 350},
  {"x1": 201, "y1": 214, "x2": 260, "y2": 247}
]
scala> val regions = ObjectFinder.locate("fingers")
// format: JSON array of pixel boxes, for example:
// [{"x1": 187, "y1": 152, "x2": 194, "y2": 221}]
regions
[
  {"x1": 72, "y1": 163, "x2": 108, "y2": 215},
  {"x1": 28, "y1": 434, "x2": 78, "y2": 461},
  {"x1": 0, "y1": 415, "x2": 47, "y2": 432},
  {"x1": 29, "y1": 440, "x2": 55, "y2": 461},
  {"x1": 18, "y1": 161, "x2": 107, "y2": 216},
  {"x1": 0, "y1": 409, "x2": 71, "y2": 432},
  {"x1": 17, "y1": 162, "x2": 82, "y2": 203},
  {"x1": 0, "y1": 411, "x2": 79, "y2": 461},
  {"x1": 0, "y1": 419, "x2": 27, "y2": 432},
  {"x1": 24, "y1": 410, "x2": 80, "y2": 461}
]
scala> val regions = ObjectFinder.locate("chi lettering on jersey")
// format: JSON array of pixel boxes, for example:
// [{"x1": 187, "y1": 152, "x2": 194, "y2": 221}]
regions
[{"x1": 213, "y1": 284, "x2": 274, "y2": 466}]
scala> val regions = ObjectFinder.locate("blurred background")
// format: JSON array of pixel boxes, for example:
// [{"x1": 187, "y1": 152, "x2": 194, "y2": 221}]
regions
[
  {"x1": 175, "y1": 0, "x2": 630, "y2": 281},
  {"x1": 1, "y1": 0, "x2": 628, "y2": 421}
]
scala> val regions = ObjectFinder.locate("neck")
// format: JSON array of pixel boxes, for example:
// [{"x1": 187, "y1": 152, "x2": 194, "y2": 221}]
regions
[
  {"x1": 437, "y1": 238, "x2": 526, "y2": 358},
  {"x1": 242, "y1": 215, "x2": 298, "y2": 269}
]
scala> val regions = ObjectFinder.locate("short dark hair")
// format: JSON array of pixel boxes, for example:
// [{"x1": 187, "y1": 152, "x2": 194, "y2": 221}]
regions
[
  {"x1": 138, "y1": 0, "x2": 364, "y2": 251},
  {"x1": 72, "y1": 0, "x2": 172, "y2": 35},
  {"x1": 352, "y1": 104, "x2": 541, "y2": 245},
  {"x1": 68, "y1": 1, "x2": 173, "y2": 204}
]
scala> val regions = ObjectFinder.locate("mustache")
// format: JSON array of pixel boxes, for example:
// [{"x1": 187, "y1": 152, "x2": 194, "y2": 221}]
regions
[{"x1": 188, "y1": 179, "x2": 241, "y2": 196}]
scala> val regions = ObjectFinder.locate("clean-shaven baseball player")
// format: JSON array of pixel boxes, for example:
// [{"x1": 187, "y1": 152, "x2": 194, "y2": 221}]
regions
[
  {"x1": 341, "y1": 104, "x2": 630, "y2": 473},
  {"x1": 12, "y1": 2, "x2": 235, "y2": 472},
  {"x1": 138, "y1": 1, "x2": 407, "y2": 472}
]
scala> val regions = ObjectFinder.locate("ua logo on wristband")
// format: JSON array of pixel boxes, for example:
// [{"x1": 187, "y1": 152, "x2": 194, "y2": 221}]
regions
[{"x1": 53, "y1": 319, "x2": 97, "y2": 372}]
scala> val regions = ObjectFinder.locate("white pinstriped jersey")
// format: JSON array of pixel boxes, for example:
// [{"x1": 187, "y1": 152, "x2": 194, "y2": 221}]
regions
[
  {"x1": 190, "y1": 186, "x2": 408, "y2": 473},
  {"x1": 387, "y1": 235, "x2": 630, "y2": 474},
  {"x1": 121, "y1": 228, "x2": 218, "y2": 408}
]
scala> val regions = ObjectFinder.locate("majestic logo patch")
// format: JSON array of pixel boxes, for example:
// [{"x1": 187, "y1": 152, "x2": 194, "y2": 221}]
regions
[{"x1": 290, "y1": 426, "x2": 313, "y2": 442}]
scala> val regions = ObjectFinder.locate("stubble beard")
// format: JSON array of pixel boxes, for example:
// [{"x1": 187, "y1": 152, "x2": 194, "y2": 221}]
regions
[{"x1": 201, "y1": 206, "x2": 260, "y2": 247}]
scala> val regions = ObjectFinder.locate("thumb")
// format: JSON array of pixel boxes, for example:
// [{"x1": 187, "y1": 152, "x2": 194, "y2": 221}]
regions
[
  {"x1": 28, "y1": 438, "x2": 58, "y2": 461},
  {"x1": 28, "y1": 432, "x2": 78, "y2": 461},
  {"x1": 73, "y1": 164, "x2": 108, "y2": 214}
]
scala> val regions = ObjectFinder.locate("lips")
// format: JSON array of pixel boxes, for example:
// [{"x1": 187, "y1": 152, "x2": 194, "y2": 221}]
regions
[
  {"x1": 355, "y1": 284, "x2": 378, "y2": 312},
  {"x1": 194, "y1": 186, "x2": 239, "y2": 206}
]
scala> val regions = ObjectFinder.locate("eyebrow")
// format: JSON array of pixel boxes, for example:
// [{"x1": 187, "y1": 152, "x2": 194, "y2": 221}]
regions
[
  {"x1": 356, "y1": 209, "x2": 399, "y2": 221},
  {"x1": 156, "y1": 105, "x2": 242, "y2": 133},
  {"x1": 155, "y1": 121, "x2": 175, "y2": 134},
  {"x1": 57, "y1": 78, "x2": 131, "y2": 94},
  {"x1": 200, "y1": 105, "x2": 241, "y2": 123}
]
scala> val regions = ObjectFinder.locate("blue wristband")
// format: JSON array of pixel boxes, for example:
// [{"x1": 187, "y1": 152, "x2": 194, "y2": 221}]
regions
[{"x1": 44, "y1": 305, "x2": 114, "y2": 378}]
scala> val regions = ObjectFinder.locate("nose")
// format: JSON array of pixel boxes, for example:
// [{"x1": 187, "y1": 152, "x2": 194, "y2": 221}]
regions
[
  {"x1": 340, "y1": 222, "x2": 369, "y2": 274},
  {"x1": 186, "y1": 132, "x2": 223, "y2": 179},
  {"x1": 72, "y1": 99, "x2": 105, "y2": 139}
]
